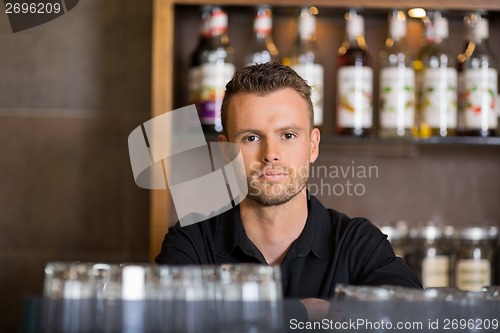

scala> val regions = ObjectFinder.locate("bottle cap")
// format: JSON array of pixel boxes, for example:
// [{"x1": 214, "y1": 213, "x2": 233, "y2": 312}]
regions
[
  {"x1": 473, "y1": 17, "x2": 489, "y2": 40},
  {"x1": 389, "y1": 11, "x2": 406, "y2": 39},
  {"x1": 254, "y1": 8, "x2": 272, "y2": 34},
  {"x1": 299, "y1": 8, "x2": 316, "y2": 38},
  {"x1": 347, "y1": 13, "x2": 364, "y2": 38},
  {"x1": 434, "y1": 16, "x2": 449, "y2": 39},
  {"x1": 417, "y1": 225, "x2": 445, "y2": 240},
  {"x1": 200, "y1": 8, "x2": 212, "y2": 37},
  {"x1": 211, "y1": 9, "x2": 228, "y2": 34}
]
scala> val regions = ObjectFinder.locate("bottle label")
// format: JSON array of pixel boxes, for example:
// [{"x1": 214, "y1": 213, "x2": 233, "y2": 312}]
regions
[
  {"x1": 380, "y1": 67, "x2": 415, "y2": 130},
  {"x1": 199, "y1": 63, "x2": 235, "y2": 126},
  {"x1": 337, "y1": 66, "x2": 373, "y2": 129},
  {"x1": 462, "y1": 68, "x2": 498, "y2": 130},
  {"x1": 292, "y1": 63, "x2": 324, "y2": 126},
  {"x1": 188, "y1": 66, "x2": 201, "y2": 104},
  {"x1": 422, "y1": 255, "x2": 449, "y2": 288},
  {"x1": 497, "y1": 95, "x2": 500, "y2": 118},
  {"x1": 455, "y1": 259, "x2": 491, "y2": 291},
  {"x1": 458, "y1": 71, "x2": 466, "y2": 129},
  {"x1": 422, "y1": 67, "x2": 457, "y2": 129}
]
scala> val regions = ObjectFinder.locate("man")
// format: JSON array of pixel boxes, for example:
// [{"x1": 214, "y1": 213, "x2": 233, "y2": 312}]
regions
[{"x1": 156, "y1": 62, "x2": 421, "y2": 315}]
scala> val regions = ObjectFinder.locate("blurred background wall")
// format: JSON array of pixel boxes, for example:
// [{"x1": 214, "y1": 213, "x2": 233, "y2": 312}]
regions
[{"x1": 0, "y1": 1, "x2": 152, "y2": 331}]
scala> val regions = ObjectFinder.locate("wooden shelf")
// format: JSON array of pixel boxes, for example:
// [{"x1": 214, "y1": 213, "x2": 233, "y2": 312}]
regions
[
  {"x1": 170, "y1": 0, "x2": 500, "y2": 11},
  {"x1": 322, "y1": 136, "x2": 500, "y2": 146}
]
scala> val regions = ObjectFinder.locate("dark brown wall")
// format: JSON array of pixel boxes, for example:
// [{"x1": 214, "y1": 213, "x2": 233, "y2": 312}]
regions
[
  {"x1": 0, "y1": 1, "x2": 152, "y2": 332},
  {"x1": 312, "y1": 139, "x2": 500, "y2": 227}
]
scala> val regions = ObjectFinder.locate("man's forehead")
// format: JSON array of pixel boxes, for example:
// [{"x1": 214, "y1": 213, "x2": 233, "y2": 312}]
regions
[{"x1": 225, "y1": 90, "x2": 310, "y2": 135}]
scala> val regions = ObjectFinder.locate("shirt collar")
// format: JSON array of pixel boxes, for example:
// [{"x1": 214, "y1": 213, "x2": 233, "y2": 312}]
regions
[
  {"x1": 287, "y1": 195, "x2": 334, "y2": 260},
  {"x1": 214, "y1": 205, "x2": 253, "y2": 257},
  {"x1": 213, "y1": 195, "x2": 334, "y2": 260}
]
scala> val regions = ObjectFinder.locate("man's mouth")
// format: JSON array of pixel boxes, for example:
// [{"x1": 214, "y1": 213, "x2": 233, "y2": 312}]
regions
[{"x1": 257, "y1": 169, "x2": 288, "y2": 181}]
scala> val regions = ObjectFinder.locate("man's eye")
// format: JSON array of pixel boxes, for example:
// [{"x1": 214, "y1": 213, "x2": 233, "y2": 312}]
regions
[
  {"x1": 243, "y1": 135, "x2": 260, "y2": 143},
  {"x1": 282, "y1": 132, "x2": 297, "y2": 140}
]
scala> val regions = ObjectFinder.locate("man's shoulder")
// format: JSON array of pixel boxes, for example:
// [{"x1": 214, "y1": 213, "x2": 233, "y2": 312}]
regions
[
  {"x1": 171, "y1": 212, "x2": 220, "y2": 232},
  {"x1": 309, "y1": 195, "x2": 378, "y2": 233},
  {"x1": 309, "y1": 195, "x2": 366, "y2": 221},
  {"x1": 169, "y1": 207, "x2": 236, "y2": 236}
]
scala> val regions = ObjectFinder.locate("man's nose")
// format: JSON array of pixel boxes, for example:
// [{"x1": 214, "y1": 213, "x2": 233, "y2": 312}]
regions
[{"x1": 261, "y1": 138, "x2": 281, "y2": 164}]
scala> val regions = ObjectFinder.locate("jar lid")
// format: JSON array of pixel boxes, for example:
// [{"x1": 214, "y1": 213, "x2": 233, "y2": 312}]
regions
[
  {"x1": 416, "y1": 225, "x2": 445, "y2": 240},
  {"x1": 458, "y1": 226, "x2": 490, "y2": 240},
  {"x1": 380, "y1": 220, "x2": 409, "y2": 241},
  {"x1": 488, "y1": 224, "x2": 499, "y2": 240}
]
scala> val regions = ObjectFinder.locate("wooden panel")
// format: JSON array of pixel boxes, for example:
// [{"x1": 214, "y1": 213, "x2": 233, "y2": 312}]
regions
[
  {"x1": 153, "y1": 0, "x2": 174, "y2": 117},
  {"x1": 170, "y1": 0, "x2": 500, "y2": 11},
  {"x1": 151, "y1": 0, "x2": 174, "y2": 261}
]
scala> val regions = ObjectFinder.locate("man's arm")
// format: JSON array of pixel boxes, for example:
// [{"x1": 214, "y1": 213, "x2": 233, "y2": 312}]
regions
[
  {"x1": 360, "y1": 256, "x2": 422, "y2": 288},
  {"x1": 345, "y1": 218, "x2": 422, "y2": 289}
]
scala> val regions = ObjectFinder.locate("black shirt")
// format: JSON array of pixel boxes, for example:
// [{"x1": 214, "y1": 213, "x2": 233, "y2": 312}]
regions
[{"x1": 155, "y1": 195, "x2": 422, "y2": 298}]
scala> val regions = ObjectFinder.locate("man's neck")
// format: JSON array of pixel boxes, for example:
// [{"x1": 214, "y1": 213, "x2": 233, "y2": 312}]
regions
[{"x1": 239, "y1": 189, "x2": 309, "y2": 265}]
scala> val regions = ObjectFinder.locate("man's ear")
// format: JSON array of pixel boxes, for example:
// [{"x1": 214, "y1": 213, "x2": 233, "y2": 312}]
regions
[
  {"x1": 218, "y1": 134, "x2": 232, "y2": 163},
  {"x1": 309, "y1": 128, "x2": 320, "y2": 163},
  {"x1": 218, "y1": 134, "x2": 228, "y2": 144}
]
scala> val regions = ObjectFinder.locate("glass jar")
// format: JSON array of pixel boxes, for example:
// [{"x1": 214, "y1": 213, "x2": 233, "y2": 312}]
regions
[
  {"x1": 413, "y1": 225, "x2": 451, "y2": 288},
  {"x1": 455, "y1": 226, "x2": 493, "y2": 291}
]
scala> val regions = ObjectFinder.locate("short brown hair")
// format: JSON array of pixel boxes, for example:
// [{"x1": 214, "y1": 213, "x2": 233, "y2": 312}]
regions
[{"x1": 221, "y1": 62, "x2": 314, "y2": 135}]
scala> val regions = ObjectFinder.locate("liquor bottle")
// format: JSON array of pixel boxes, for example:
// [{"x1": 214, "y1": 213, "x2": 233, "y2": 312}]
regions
[
  {"x1": 287, "y1": 7, "x2": 324, "y2": 128},
  {"x1": 188, "y1": 6, "x2": 212, "y2": 106},
  {"x1": 244, "y1": 5, "x2": 279, "y2": 65},
  {"x1": 337, "y1": 9, "x2": 373, "y2": 137},
  {"x1": 415, "y1": 12, "x2": 457, "y2": 138},
  {"x1": 457, "y1": 12, "x2": 497, "y2": 137},
  {"x1": 379, "y1": 10, "x2": 415, "y2": 138},
  {"x1": 199, "y1": 7, "x2": 235, "y2": 133}
]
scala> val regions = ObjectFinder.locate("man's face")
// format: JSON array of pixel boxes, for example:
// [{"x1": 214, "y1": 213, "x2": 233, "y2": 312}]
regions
[{"x1": 220, "y1": 88, "x2": 320, "y2": 206}]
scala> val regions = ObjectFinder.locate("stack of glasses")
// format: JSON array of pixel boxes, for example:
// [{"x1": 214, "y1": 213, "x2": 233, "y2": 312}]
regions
[
  {"x1": 331, "y1": 284, "x2": 500, "y2": 332},
  {"x1": 36, "y1": 262, "x2": 283, "y2": 333}
]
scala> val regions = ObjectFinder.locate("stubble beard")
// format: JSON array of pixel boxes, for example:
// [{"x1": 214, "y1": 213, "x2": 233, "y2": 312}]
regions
[{"x1": 246, "y1": 166, "x2": 309, "y2": 206}]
